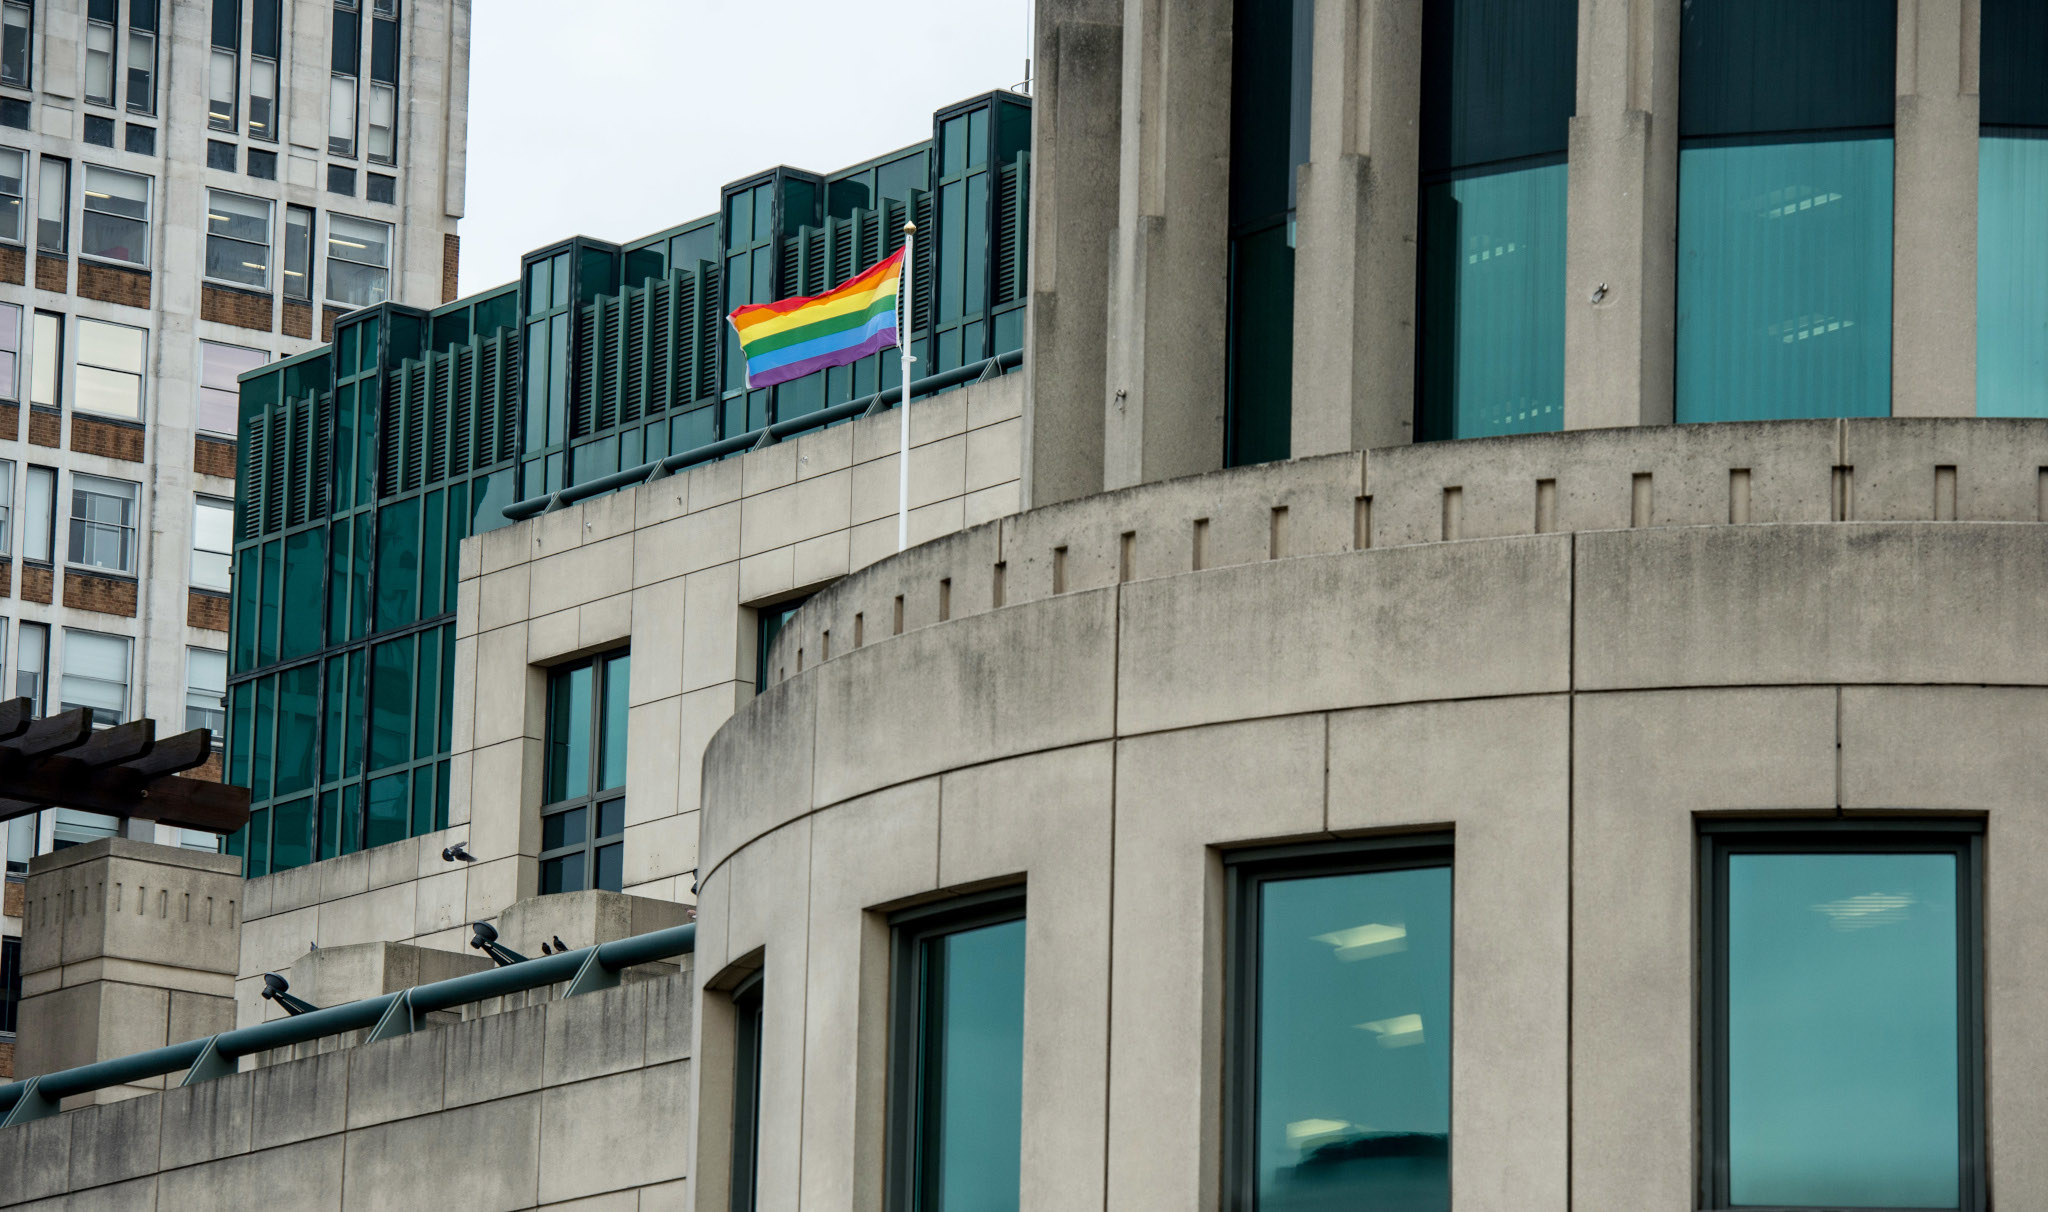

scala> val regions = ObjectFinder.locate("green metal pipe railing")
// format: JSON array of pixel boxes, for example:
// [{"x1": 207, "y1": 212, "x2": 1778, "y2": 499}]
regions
[
  {"x1": 0, "y1": 922, "x2": 695, "y2": 1127},
  {"x1": 501, "y1": 348, "x2": 1023, "y2": 522}
]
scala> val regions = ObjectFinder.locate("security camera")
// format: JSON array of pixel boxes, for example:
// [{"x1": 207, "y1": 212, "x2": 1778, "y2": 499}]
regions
[{"x1": 468, "y1": 920, "x2": 529, "y2": 967}]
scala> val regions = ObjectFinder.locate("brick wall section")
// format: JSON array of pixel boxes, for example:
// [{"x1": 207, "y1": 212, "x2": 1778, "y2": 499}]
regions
[
  {"x1": 283, "y1": 300, "x2": 312, "y2": 339},
  {"x1": 69, "y1": 415, "x2": 143, "y2": 462},
  {"x1": 33, "y1": 255, "x2": 65, "y2": 293},
  {"x1": 194, "y1": 435, "x2": 236, "y2": 479},
  {"x1": 188, "y1": 589, "x2": 229, "y2": 632},
  {"x1": 0, "y1": 243, "x2": 22, "y2": 285},
  {"x1": 442, "y1": 232, "x2": 460, "y2": 302},
  {"x1": 0, "y1": 403, "x2": 17, "y2": 440},
  {"x1": 21, "y1": 565, "x2": 51, "y2": 605},
  {"x1": 27, "y1": 409, "x2": 57, "y2": 448},
  {"x1": 76, "y1": 261, "x2": 150, "y2": 309},
  {"x1": 4, "y1": 879, "x2": 21, "y2": 917},
  {"x1": 320, "y1": 309, "x2": 338, "y2": 342},
  {"x1": 0, "y1": 1039, "x2": 13, "y2": 1081},
  {"x1": 65, "y1": 571, "x2": 137, "y2": 618},
  {"x1": 200, "y1": 283, "x2": 274, "y2": 333},
  {"x1": 0, "y1": 558, "x2": 12, "y2": 599}
]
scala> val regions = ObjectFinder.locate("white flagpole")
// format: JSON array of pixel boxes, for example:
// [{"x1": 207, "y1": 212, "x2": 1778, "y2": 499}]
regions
[{"x1": 897, "y1": 220, "x2": 917, "y2": 553}]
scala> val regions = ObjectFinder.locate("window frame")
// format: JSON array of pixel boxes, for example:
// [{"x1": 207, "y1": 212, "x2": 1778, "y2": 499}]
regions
[
  {"x1": 36, "y1": 156, "x2": 67, "y2": 254},
  {"x1": 205, "y1": 187, "x2": 273, "y2": 290},
  {"x1": 79, "y1": 163, "x2": 150, "y2": 269},
  {"x1": 1696, "y1": 819, "x2": 1986, "y2": 1212},
  {"x1": 0, "y1": 145, "x2": 22, "y2": 244},
  {"x1": 884, "y1": 886, "x2": 1029, "y2": 1212},
  {"x1": 83, "y1": 4, "x2": 116, "y2": 107},
  {"x1": 1221, "y1": 832, "x2": 1456, "y2": 1212},
  {"x1": 728, "y1": 969, "x2": 766, "y2": 1212},
  {"x1": 325, "y1": 212, "x2": 390, "y2": 307},
  {"x1": 0, "y1": 0, "x2": 32, "y2": 92},
  {"x1": 58, "y1": 626, "x2": 130, "y2": 727},
  {"x1": 15, "y1": 619, "x2": 44, "y2": 712},
  {"x1": 0, "y1": 458, "x2": 14, "y2": 556},
  {"x1": 538, "y1": 648, "x2": 629, "y2": 894},
  {"x1": 191, "y1": 493, "x2": 233, "y2": 590},
  {"x1": 66, "y1": 471, "x2": 139, "y2": 574},
  {"x1": 73, "y1": 316, "x2": 145, "y2": 421},
  {"x1": 0, "y1": 301, "x2": 20, "y2": 399},
  {"x1": 185, "y1": 645, "x2": 226, "y2": 749}
]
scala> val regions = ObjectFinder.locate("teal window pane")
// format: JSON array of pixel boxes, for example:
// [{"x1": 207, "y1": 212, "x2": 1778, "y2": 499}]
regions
[
  {"x1": 547, "y1": 315, "x2": 569, "y2": 445},
  {"x1": 942, "y1": 115, "x2": 968, "y2": 178},
  {"x1": 963, "y1": 174, "x2": 988, "y2": 317},
  {"x1": 469, "y1": 471, "x2": 513, "y2": 535},
  {"x1": 327, "y1": 520, "x2": 352, "y2": 644},
  {"x1": 357, "y1": 316, "x2": 380, "y2": 374},
  {"x1": 1676, "y1": 138, "x2": 1894, "y2": 422},
  {"x1": 752, "y1": 187, "x2": 773, "y2": 246},
  {"x1": 419, "y1": 489, "x2": 444, "y2": 618},
  {"x1": 439, "y1": 623, "x2": 456, "y2": 752},
  {"x1": 413, "y1": 626, "x2": 440, "y2": 760},
  {"x1": 352, "y1": 514, "x2": 371, "y2": 640},
  {"x1": 251, "y1": 676, "x2": 275, "y2": 802},
  {"x1": 373, "y1": 497, "x2": 420, "y2": 632},
  {"x1": 1255, "y1": 866, "x2": 1451, "y2": 1208},
  {"x1": 245, "y1": 807, "x2": 270, "y2": 878},
  {"x1": 271, "y1": 796, "x2": 311, "y2": 872},
  {"x1": 1726, "y1": 852, "x2": 1961, "y2": 1207},
  {"x1": 228, "y1": 682, "x2": 252, "y2": 788},
  {"x1": 598, "y1": 652, "x2": 628, "y2": 792},
  {"x1": 337, "y1": 324, "x2": 359, "y2": 375},
  {"x1": 579, "y1": 244, "x2": 618, "y2": 304},
  {"x1": 435, "y1": 760, "x2": 450, "y2": 831},
  {"x1": 233, "y1": 549, "x2": 258, "y2": 668},
  {"x1": 968, "y1": 108, "x2": 988, "y2": 170},
  {"x1": 368, "y1": 638, "x2": 412, "y2": 771},
  {"x1": 1226, "y1": 224, "x2": 1294, "y2": 467},
  {"x1": 939, "y1": 180, "x2": 965, "y2": 322},
  {"x1": 344, "y1": 649, "x2": 365, "y2": 777},
  {"x1": 524, "y1": 320, "x2": 550, "y2": 450},
  {"x1": 411, "y1": 765, "x2": 434, "y2": 836},
  {"x1": 258, "y1": 539, "x2": 281, "y2": 666},
  {"x1": 365, "y1": 772, "x2": 407, "y2": 849},
  {"x1": 671, "y1": 407, "x2": 714, "y2": 454},
  {"x1": 333, "y1": 383, "x2": 357, "y2": 511},
  {"x1": 551, "y1": 253, "x2": 570, "y2": 308},
  {"x1": 526, "y1": 256, "x2": 551, "y2": 314},
  {"x1": 274, "y1": 663, "x2": 317, "y2": 796},
  {"x1": 545, "y1": 663, "x2": 593, "y2": 804},
  {"x1": 994, "y1": 309, "x2": 1023, "y2": 355},
  {"x1": 1416, "y1": 162, "x2": 1568, "y2": 440},
  {"x1": 280, "y1": 528, "x2": 325, "y2": 659},
  {"x1": 444, "y1": 481, "x2": 467, "y2": 613},
  {"x1": 338, "y1": 783, "x2": 362, "y2": 856},
  {"x1": 915, "y1": 918, "x2": 1025, "y2": 1211},
  {"x1": 1977, "y1": 133, "x2": 2048, "y2": 416},
  {"x1": 318, "y1": 789, "x2": 339, "y2": 861},
  {"x1": 751, "y1": 247, "x2": 772, "y2": 304},
  {"x1": 323, "y1": 656, "x2": 348, "y2": 781},
  {"x1": 356, "y1": 395, "x2": 378, "y2": 514}
]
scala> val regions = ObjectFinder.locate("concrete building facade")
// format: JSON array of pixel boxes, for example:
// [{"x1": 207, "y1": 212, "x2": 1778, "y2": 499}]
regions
[
  {"x1": 6, "y1": 0, "x2": 2048, "y2": 1210},
  {"x1": 0, "y1": 0, "x2": 470, "y2": 1077}
]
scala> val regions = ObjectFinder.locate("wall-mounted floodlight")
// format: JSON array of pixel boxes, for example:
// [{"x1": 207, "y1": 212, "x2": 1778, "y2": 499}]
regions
[
  {"x1": 468, "y1": 920, "x2": 529, "y2": 968},
  {"x1": 260, "y1": 973, "x2": 320, "y2": 1016}
]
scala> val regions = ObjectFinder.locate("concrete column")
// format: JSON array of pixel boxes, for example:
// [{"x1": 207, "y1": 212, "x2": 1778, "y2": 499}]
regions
[
  {"x1": 1290, "y1": 0, "x2": 1424, "y2": 456},
  {"x1": 1022, "y1": 0, "x2": 1124, "y2": 508},
  {"x1": 14, "y1": 840, "x2": 241, "y2": 1105},
  {"x1": 1102, "y1": 0, "x2": 1234, "y2": 490},
  {"x1": 1891, "y1": 0, "x2": 1978, "y2": 417},
  {"x1": 1562, "y1": 0, "x2": 1681, "y2": 430}
]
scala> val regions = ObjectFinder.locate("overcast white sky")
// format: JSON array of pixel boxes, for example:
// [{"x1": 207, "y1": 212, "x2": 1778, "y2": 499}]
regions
[{"x1": 458, "y1": 0, "x2": 1032, "y2": 296}]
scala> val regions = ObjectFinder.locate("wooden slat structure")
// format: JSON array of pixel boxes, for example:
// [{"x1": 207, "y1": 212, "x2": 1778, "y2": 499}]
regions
[{"x1": 0, "y1": 699, "x2": 248, "y2": 833}]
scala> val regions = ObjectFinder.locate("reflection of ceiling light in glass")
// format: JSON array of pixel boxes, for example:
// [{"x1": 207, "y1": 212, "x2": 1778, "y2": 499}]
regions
[
  {"x1": 1285, "y1": 1118, "x2": 1353, "y2": 1149},
  {"x1": 1357, "y1": 1014, "x2": 1426, "y2": 1048},
  {"x1": 1314, "y1": 923, "x2": 1407, "y2": 962},
  {"x1": 1811, "y1": 892, "x2": 1915, "y2": 930}
]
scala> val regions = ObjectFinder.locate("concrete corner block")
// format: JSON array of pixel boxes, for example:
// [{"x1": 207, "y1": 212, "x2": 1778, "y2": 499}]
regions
[
  {"x1": 498, "y1": 890, "x2": 690, "y2": 958},
  {"x1": 346, "y1": 1028, "x2": 447, "y2": 1130},
  {"x1": 0, "y1": 1112, "x2": 71, "y2": 1205},
  {"x1": 158, "y1": 1069, "x2": 255, "y2": 1169},
  {"x1": 1842, "y1": 417, "x2": 2048, "y2": 521},
  {"x1": 644, "y1": 972, "x2": 696, "y2": 1066},
  {"x1": 700, "y1": 671, "x2": 816, "y2": 875},
  {"x1": 248, "y1": 1050, "x2": 347, "y2": 1151},
  {"x1": 536, "y1": 1062, "x2": 692, "y2": 1204},
  {"x1": 443, "y1": 1001, "x2": 548, "y2": 1108},
  {"x1": 67, "y1": 1091, "x2": 162, "y2": 1189}
]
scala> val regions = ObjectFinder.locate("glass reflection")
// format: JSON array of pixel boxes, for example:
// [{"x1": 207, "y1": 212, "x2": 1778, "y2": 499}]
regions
[
  {"x1": 1256, "y1": 866, "x2": 1451, "y2": 1211},
  {"x1": 1726, "y1": 852, "x2": 1960, "y2": 1208},
  {"x1": 916, "y1": 917, "x2": 1025, "y2": 1212},
  {"x1": 1417, "y1": 162, "x2": 1567, "y2": 440},
  {"x1": 1677, "y1": 138, "x2": 1893, "y2": 422},
  {"x1": 1977, "y1": 133, "x2": 2048, "y2": 417}
]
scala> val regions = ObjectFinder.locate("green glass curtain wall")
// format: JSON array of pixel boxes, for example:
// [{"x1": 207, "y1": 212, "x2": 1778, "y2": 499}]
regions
[
  {"x1": 1414, "y1": 0, "x2": 1574, "y2": 442},
  {"x1": 1246, "y1": 863, "x2": 1451, "y2": 1211},
  {"x1": 1977, "y1": 0, "x2": 2048, "y2": 417},
  {"x1": 1674, "y1": 0, "x2": 1897, "y2": 423},
  {"x1": 1225, "y1": 0, "x2": 1312, "y2": 467}
]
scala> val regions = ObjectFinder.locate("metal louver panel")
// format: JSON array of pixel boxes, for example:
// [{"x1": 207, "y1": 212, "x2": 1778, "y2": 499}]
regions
[
  {"x1": 451, "y1": 344, "x2": 475, "y2": 479},
  {"x1": 426, "y1": 352, "x2": 449, "y2": 486},
  {"x1": 573, "y1": 304, "x2": 599, "y2": 439},
  {"x1": 402, "y1": 363, "x2": 427, "y2": 492},
  {"x1": 996, "y1": 155, "x2": 1029, "y2": 305},
  {"x1": 624, "y1": 287, "x2": 648, "y2": 425}
]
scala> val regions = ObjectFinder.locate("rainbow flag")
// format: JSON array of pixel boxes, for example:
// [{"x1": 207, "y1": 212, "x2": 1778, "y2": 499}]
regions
[{"x1": 728, "y1": 249, "x2": 905, "y2": 389}]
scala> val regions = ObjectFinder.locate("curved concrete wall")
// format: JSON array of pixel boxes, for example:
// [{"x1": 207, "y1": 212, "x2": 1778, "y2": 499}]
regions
[{"x1": 697, "y1": 419, "x2": 2048, "y2": 1212}]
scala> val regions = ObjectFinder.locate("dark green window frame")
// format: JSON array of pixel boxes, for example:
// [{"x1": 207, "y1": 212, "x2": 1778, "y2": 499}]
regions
[
  {"x1": 1697, "y1": 819, "x2": 1986, "y2": 1212},
  {"x1": 754, "y1": 593, "x2": 809, "y2": 695},
  {"x1": 729, "y1": 970, "x2": 765, "y2": 1212},
  {"x1": 539, "y1": 649, "x2": 628, "y2": 894},
  {"x1": 886, "y1": 887, "x2": 1027, "y2": 1212},
  {"x1": 1222, "y1": 833, "x2": 1454, "y2": 1212}
]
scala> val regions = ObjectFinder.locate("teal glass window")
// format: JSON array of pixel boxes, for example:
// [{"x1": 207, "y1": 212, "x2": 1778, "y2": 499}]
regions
[
  {"x1": 1702, "y1": 823, "x2": 1983, "y2": 1211},
  {"x1": 541, "y1": 650, "x2": 628, "y2": 894},
  {"x1": 1227, "y1": 839, "x2": 1452, "y2": 1211},
  {"x1": 729, "y1": 973, "x2": 766, "y2": 1212},
  {"x1": 1224, "y1": 0, "x2": 1313, "y2": 467},
  {"x1": 1415, "y1": 0, "x2": 1574, "y2": 441},
  {"x1": 1675, "y1": 2, "x2": 1896, "y2": 423},
  {"x1": 888, "y1": 893, "x2": 1026, "y2": 1212},
  {"x1": 1977, "y1": 0, "x2": 2048, "y2": 417},
  {"x1": 755, "y1": 595, "x2": 809, "y2": 695}
]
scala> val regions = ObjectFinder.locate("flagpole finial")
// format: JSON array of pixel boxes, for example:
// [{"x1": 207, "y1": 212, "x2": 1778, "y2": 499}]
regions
[{"x1": 902, "y1": 220, "x2": 917, "y2": 234}]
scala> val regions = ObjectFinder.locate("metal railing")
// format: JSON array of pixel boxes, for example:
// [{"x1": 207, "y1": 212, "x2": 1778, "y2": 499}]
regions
[
  {"x1": 0, "y1": 922, "x2": 696, "y2": 1127},
  {"x1": 501, "y1": 348, "x2": 1023, "y2": 523}
]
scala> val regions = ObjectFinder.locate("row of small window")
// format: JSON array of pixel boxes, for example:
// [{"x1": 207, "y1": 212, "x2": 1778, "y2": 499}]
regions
[
  {"x1": 0, "y1": 148, "x2": 394, "y2": 307},
  {"x1": 726, "y1": 823, "x2": 1986, "y2": 1212},
  {"x1": 0, "y1": 614, "x2": 214, "y2": 732},
  {"x1": 0, "y1": 303, "x2": 270, "y2": 436},
  {"x1": 0, "y1": 0, "x2": 161, "y2": 114},
  {"x1": 207, "y1": 0, "x2": 401, "y2": 164},
  {"x1": 0, "y1": 457, "x2": 234, "y2": 604}
]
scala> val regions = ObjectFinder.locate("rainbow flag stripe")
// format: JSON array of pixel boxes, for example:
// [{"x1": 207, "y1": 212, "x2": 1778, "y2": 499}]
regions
[{"x1": 728, "y1": 249, "x2": 905, "y2": 388}]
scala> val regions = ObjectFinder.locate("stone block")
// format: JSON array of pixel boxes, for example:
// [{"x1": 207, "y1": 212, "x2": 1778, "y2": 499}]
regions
[
  {"x1": 794, "y1": 420, "x2": 853, "y2": 479},
  {"x1": 966, "y1": 416, "x2": 1024, "y2": 492},
  {"x1": 160, "y1": 1137, "x2": 343, "y2": 1212},
  {"x1": 737, "y1": 545, "x2": 796, "y2": 605},
  {"x1": 442, "y1": 1002, "x2": 548, "y2": 1109},
  {"x1": 158, "y1": 1069, "x2": 254, "y2": 1168},
  {"x1": 346, "y1": 1028, "x2": 447, "y2": 1129},
  {"x1": 0, "y1": 1114, "x2": 70, "y2": 1205},
  {"x1": 644, "y1": 973, "x2": 695, "y2": 1066},
  {"x1": 67, "y1": 1091, "x2": 161, "y2": 1187},
  {"x1": 497, "y1": 890, "x2": 689, "y2": 959},
  {"x1": 579, "y1": 590, "x2": 632, "y2": 652},
  {"x1": 536, "y1": 1062, "x2": 692, "y2": 1204},
  {"x1": 700, "y1": 673, "x2": 817, "y2": 876},
  {"x1": 292, "y1": 941, "x2": 492, "y2": 1009},
  {"x1": 633, "y1": 501, "x2": 739, "y2": 588},
  {"x1": 1118, "y1": 537, "x2": 1571, "y2": 735},
  {"x1": 63, "y1": 1175, "x2": 158, "y2": 1212},
  {"x1": 1574, "y1": 523, "x2": 2048, "y2": 690},
  {"x1": 367, "y1": 837, "x2": 421, "y2": 891},
  {"x1": 628, "y1": 578, "x2": 687, "y2": 706},
  {"x1": 741, "y1": 439, "x2": 800, "y2": 496},
  {"x1": 476, "y1": 563, "x2": 531, "y2": 632},
  {"x1": 542, "y1": 981, "x2": 646, "y2": 1086},
  {"x1": 341, "y1": 1093, "x2": 541, "y2": 1212},
  {"x1": 240, "y1": 906, "x2": 320, "y2": 978},
  {"x1": 467, "y1": 737, "x2": 542, "y2": 860},
  {"x1": 681, "y1": 562, "x2": 744, "y2": 692},
  {"x1": 464, "y1": 856, "x2": 538, "y2": 926},
  {"x1": 314, "y1": 881, "x2": 415, "y2": 950},
  {"x1": 621, "y1": 813, "x2": 695, "y2": 887},
  {"x1": 318, "y1": 849, "x2": 373, "y2": 904},
  {"x1": 1842, "y1": 417, "x2": 2048, "y2": 521},
  {"x1": 686, "y1": 452, "x2": 744, "y2": 512},
  {"x1": 249, "y1": 1050, "x2": 347, "y2": 1150}
]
